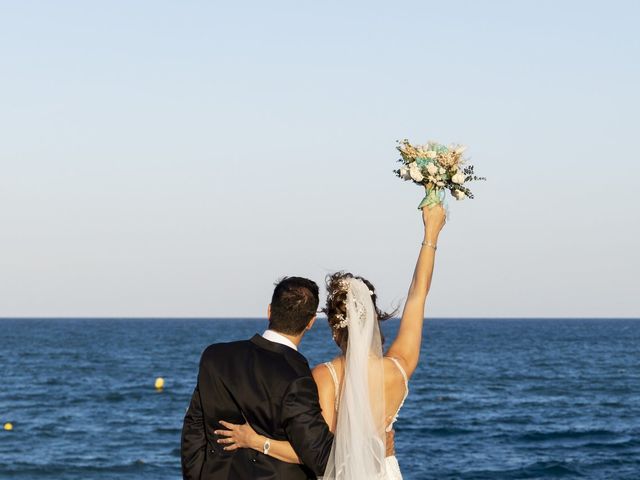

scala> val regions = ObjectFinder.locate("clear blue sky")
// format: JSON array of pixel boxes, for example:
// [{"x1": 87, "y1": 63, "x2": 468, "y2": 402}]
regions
[{"x1": 1, "y1": 1, "x2": 638, "y2": 317}]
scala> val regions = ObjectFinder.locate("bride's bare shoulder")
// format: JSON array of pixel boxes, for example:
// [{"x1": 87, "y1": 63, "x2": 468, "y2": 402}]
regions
[
  {"x1": 311, "y1": 363, "x2": 331, "y2": 384},
  {"x1": 312, "y1": 357, "x2": 341, "y2": 385},
  {"x1": 311, "y1": 359, "x2": 340, "y2": 412}
]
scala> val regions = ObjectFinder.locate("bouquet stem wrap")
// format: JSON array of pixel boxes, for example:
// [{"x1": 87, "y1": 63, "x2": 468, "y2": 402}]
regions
[{"x1": 418, "y1": 187, "x2": 445, "y2": 210}]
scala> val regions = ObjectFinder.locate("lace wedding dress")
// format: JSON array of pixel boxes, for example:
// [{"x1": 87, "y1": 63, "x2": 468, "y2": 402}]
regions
[
  {"x1": 323, "y1": 357, "x2": 407, "y2": 480},
  {"x1": 320, "y1": 278, "x2": 407, "y2": 480}
]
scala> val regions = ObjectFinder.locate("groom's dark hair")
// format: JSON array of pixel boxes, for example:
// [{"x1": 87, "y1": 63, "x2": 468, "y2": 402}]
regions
[{"x1": 269, "y1": 276, "x2": 319, "y2": 335}]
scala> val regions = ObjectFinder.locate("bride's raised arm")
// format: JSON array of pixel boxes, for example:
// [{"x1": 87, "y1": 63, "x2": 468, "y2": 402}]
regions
[{"x1": 386, "y1": 205, "x2": 446, "y2": 378}]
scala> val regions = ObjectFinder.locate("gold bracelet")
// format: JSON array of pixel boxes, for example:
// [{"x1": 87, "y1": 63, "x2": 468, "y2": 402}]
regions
[{"x1": 421, "y1": 241, "x2": 437, "y2": 250}]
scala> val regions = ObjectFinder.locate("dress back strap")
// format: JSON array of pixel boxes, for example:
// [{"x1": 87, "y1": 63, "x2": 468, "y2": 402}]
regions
[
  {"x1": 385, "y1": 357, "x2": 410, "y2": 432},
  {"x1": 388, "y1": 357, "x2": 409, "y2": 393},
  {"x1": 323, "y1": 361, "x2": 340, "y2": 411}
]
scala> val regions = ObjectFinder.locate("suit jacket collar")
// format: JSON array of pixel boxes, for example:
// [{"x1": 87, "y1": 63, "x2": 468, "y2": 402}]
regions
[{"x1": 250, "y1": 334, "x2": 308, "y2": 366}]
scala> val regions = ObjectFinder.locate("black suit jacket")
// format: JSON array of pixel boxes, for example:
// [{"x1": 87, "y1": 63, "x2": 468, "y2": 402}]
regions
[{"x1": 181, "y1": 334, "x2": 334, "y2": 479}]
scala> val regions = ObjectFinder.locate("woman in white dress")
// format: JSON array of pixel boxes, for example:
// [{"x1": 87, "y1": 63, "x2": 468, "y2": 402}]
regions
[{"x1": 217, "y1": 205, "x2": 446, "y2": 479}]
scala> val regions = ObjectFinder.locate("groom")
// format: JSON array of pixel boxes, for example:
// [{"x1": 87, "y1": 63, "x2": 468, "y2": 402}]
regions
[{"x1": 181, "y1": 276, "x2": 334, "y2": 479}]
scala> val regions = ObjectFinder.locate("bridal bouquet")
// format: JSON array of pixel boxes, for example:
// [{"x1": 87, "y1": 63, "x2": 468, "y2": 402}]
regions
[{"x1": 394, "y1": 139, "x2": 485, "y2": 209}]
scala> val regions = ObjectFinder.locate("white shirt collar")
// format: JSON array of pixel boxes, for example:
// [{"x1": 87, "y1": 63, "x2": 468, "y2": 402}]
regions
[{"x1": 262, "y1": 329, "x2": 298, "y2": 351}]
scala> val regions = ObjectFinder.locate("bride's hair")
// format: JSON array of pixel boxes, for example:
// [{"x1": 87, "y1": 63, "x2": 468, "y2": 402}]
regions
[{"x1": 323, "y1": 271, "x2": 395, "y2": 352}]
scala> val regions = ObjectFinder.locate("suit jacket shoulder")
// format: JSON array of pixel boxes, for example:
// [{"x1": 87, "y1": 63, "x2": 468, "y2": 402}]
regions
[{"x1": 201, "y1": 335, "x2": 311, "y2": 382}]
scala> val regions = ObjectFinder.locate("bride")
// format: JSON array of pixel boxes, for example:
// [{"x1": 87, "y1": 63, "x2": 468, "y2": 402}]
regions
[{"x1": 216, "y1": 205, "x2": 446, "y2": 478}]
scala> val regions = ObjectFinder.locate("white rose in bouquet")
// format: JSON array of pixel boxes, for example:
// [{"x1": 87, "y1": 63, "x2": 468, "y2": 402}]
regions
[
  {"x1": 451, "y1": 172, "x2": 465, "y2": 184},
  {"x1": 399, "y1": 166, "x2": 411, "y2": 180},
  {"x1": 426, "y1": 163, "x2": 438, "y2": 175},
  {"x1": 409, "y1": 163, "x2": 424, "y2": 182},
  {"x1": 452, "y1": 189, "x2": 466, "y2": 200}
]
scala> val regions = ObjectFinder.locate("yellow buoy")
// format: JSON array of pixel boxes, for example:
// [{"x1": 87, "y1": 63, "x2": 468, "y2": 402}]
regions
[
  {"x1": 154, "y1": 377, "x2": 165, "y2": 390},
  {"x1": 3, "y1": 422, "x2": 13, "y2": 431}
]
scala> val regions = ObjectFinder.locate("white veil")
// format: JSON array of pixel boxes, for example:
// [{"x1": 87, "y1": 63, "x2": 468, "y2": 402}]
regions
[{"x1": 322, "y1": 278, "x2": 386, "y2": 479}]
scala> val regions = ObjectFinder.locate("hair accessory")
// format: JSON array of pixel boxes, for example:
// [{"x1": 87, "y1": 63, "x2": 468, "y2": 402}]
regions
[
  {"x1": 354, "y1": 297, "x2": 367, "y2": 327},
  {"x1": 333, "y1": 313, "x2": 349, "y2": 329},
  {"x1": 332, "y1": 278, "x2": 374, "y2": 329}
]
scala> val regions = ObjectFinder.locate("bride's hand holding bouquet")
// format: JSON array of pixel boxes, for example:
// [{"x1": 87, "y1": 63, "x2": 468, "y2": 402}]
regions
[{"x1": 423, "y1": 203, "x2": 447, "y2": 246}]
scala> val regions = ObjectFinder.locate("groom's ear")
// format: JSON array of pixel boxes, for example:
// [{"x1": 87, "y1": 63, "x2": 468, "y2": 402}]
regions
[
  {"x1": 305, "y1": 315, "x2": 317, "y2": 331},
  {"x1": 267, "y1": 304, "x2": 272, "y2": 320}
]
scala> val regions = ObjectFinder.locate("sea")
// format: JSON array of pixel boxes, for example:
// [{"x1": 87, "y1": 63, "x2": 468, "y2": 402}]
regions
[{"x1": 1, "y1": 318, "x2": 639, "y2": 480}]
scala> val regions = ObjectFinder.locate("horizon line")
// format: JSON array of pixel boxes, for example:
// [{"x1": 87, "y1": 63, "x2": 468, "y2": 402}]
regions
[{"x1": 1, "y1": 316, "x2": 638, "y2": 320}]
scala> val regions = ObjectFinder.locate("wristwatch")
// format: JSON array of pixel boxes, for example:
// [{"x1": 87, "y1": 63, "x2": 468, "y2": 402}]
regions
[{"x1": 262, "y1": 438, "x2": 271, "y2": 455}]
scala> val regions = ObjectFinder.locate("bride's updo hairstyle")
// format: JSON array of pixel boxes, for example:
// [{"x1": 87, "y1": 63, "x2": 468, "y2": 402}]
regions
[{"x1": 323, "y1": 271, "x2": 395, "y2": 352}]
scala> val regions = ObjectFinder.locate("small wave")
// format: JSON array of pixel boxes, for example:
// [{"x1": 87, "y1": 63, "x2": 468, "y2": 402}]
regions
[
  {"x1": 43, "y1": 378, "x2": 65, "y2": 386},
  {"x1": 581, "y1": 438, "x2": 640, "y2": 450},
  {"x1": 154, "y1": 426, "x2": 180, "y2": 434},
  {"x1": 517, "y1": 460, "x2": 585, "y2": 477},
  {"x1": 518, "y1": 429, "x2": 617, "y2": 442},
  {"x1": 425, "y1": 427, "x2": 474, "y2": 436},
  {"x1": 435, "y1": 395, "x2": 458, "y2": 402},
  {"x1": 0, "y1": 459, "x2": 164, "y2": 476},
  {"x1": 104, "y1": 392, "x2": 127, "y2": 403},
  {"x1": 100, "y1": 389, "x2": 148, "y2": 403},
  {"x1": 453, "y1": 460, "x2": 585, "y2": 479}
]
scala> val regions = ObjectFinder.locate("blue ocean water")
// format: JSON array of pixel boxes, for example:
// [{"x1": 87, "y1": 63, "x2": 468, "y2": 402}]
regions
[{"x1": 1, "y1": 318, "x2": 639, "y2": 480}]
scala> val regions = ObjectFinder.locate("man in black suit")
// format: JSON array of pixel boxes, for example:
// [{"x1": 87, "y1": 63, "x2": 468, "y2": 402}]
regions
[{"x1": 181, "y1": 276, "x2": 334, "y2": 479}]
